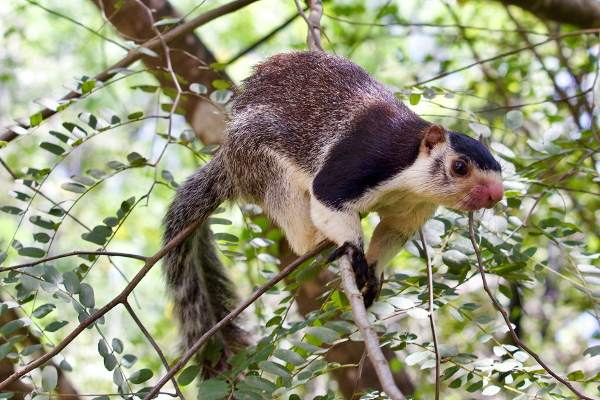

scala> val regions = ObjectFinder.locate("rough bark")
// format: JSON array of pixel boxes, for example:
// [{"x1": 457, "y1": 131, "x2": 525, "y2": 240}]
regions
[
  {"x1": 91, "y1": 0, "x2": 228, "y2": 145},
  {"x1": 497, "y1": 0, "x2": 600, "y2": 28}
]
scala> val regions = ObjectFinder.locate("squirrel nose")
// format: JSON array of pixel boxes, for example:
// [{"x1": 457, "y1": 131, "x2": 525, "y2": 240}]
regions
[{"x1": 485, "y1": 180, "x2": 504, "y2": 208}]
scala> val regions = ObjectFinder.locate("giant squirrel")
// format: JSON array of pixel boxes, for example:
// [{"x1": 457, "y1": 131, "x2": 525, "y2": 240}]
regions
[{"x1": 163, "y1": 51, "x2": 504, "y2": 377}]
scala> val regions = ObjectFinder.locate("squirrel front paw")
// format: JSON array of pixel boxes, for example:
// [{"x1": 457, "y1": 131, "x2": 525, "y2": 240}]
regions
[{"x1": 327, "y1": 242, "x2": 378, "y2": 307}]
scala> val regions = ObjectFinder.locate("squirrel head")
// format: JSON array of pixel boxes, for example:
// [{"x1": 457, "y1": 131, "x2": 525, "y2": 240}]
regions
[{"x1": 421, "y1": 125, "x2": 503, "y2": 211}]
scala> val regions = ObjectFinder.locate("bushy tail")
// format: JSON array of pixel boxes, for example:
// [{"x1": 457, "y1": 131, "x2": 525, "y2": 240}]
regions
[{"x1": 163, "y1": 153, "x2": 249, "y2": 379}]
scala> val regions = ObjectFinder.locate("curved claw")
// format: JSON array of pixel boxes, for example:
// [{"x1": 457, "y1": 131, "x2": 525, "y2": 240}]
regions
[{"x1": 327, "y1": 242, "x2": 380, "y2": 307}]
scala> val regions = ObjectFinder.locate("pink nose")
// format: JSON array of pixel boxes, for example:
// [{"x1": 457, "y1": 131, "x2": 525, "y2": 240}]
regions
[{"x1": 485, "y1": 180, "x2": 504, "y2": 208}]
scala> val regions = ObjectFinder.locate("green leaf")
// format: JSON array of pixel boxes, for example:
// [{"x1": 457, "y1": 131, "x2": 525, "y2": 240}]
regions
[
  {"x1": 61, "y1": 182, "x2": 86, "y2": 194},
  {"x1": 127, "y1": 111, "x2": 144, "y2": 119},
  {"x1": 197, "y1": 379, "x2": 230, "y2": 400},
  {"x1": 0, "y1": 343, "x2": 14, "y2": 362},
  {"x1": 39, "y1": 142, "x2": 65, "y2": 156},
  {"x1": 98, "y1": 339, "x2": 109, "y2": 357},
  {"x1": 212, "y1": 79, "x2": 231, "y2": 89},
  {"x1": 443, "y1": 250, "x2": 470, "y2": 269},
  {"x1": 1, "y1": 206, "x2": 23, "y2": 215},
  {"x1": 59, "y1": 359, "x2": 73, "y2": 371},
  {"x1": 33, "y1": 233, "x2": 51, "y2": 243},
  {"x1": 0, "y1": 319, "x2": 24, "y2": 336},
  {"x1": 129, "y1": 368, "x2": 153, "y2": 384},
  {"x1": 21, "y1": 344, "x2": 43, "y2": 356},
  {"x1": 81, "y1": 80, "x2": 96, "y2": 94},
  {"x1": 409, "y1": 93, "x2": 421, "y2": 105},
  {"x1": 20, "y1": 275, "x2": 40, "y2": 290},
  {"x1": 41, "y1": 366, "x2": 58, "y2": 392},
  {"x1": 30, "y1": 113, "x2": 43, "y2": 127},
  {"x1": 213, "y1": 232, "x2": 239, "y2": 242},
  {"x1": 112, "y1": 338, "x2": 124, "y2": 354},
  {"x1": 44, "y1": 320, "x2": 68, "y2": 332},
  {"x1": 209, "y1": 89, "x2": 233, "y2": 104},
  {"x1": 475, "y1": 315, "x2": 495, "y2": 324},
  {"x1": 583, "y1": 346, "x2": 600, "y2": 357},
  {"x1": 304, "y1": 326, "x2": 340, "y2": 344},
  {"x1": 107, "y1": 160, "x2": 127, "y2": 170},
  {"x1": 70, "y1": 175, "x2": 95, "y2": 186},
  {"x1": 87, "y1": 168, "x2": 107, "y2": 179},
  {"x1": 438, "y1": 344, "x2": 459, "y2": 358},
  {"x1": 505, "y1": 110, "x2": 523, "y2": 130},
  {"x1": 81, "y1": 232, "x2": 106, "y2": 245},
  {"x1": 79, "y1": 283, "x2": 95, "y2": 308},
  {"x1": 34, "y1": 98, "x2": 60, "y2": 111},
  {"x1": 440, "y1": 365, "x2": 460, "y2": 380},
  {"x1": 18, "y1": 247, "x2": 46, "y2": 258},
  {"x1": 482, "y1": 385, "x2": 501, "y2": 396},
  {"x1": 567, "y1": 370, "x2": 584, "y2": 380},
  {"x1": 249, "y1": 238, "x2": 275, "y2": 248},
  {"x1": 104, "y1": 354, "x2": 117, "y2": 371},
  {"x1": 134, "y1": 46, "x2": 159, "y2": 58},
  {"x1": 153, "y1": 17, "x2": 180, "y2": 26},
  {"x1": 466, "y1": 380, "x2": 484, "y2": 393},
  {"x1": 244, "y1": 376, "x2": 276, "y2": 392},
  {"x1": 49, "y1": 131, "x2": 70, "y2": 144},
  {"x1": 405, "y1": 350, "x2": 430, "y2": 366},
  {"x1": 62, "y1": 272, "x2": 80, "y2": 294},
  {"x1": 189, "y1": 83, "x2": 207, "y2": 94},
  {"x1": 121, "y1": 354, "x2": 137, "y2": 368},
  {"x1": 257, "y1": 360, "x2": 291, "y2": 378},
  {"x1": 177, "y1": 365, "x2": 200, "y2": 386},
  {"x1": 272, "y1": 349, "x2": 307, "y2": 366},
  {"x1": 33, "y1": 303, "x2": 56, "y2": 318}
]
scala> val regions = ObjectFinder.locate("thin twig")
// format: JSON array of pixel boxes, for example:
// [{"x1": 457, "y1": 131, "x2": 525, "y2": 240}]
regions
[
  {"x1": 419, "y1": 229, "x2": 440, "y2": 400},
  {"x1": 294, "y1": 0, "x2": 323, "y2": 51},
  {"x1": 338, "y1": 256, "x2": 404, "y2": 400},
  {"x1": 142, "y1": 240, "x2": 334, "y2": 400},
  {"x1": 1, "y1": 251, "x2": 148, "y2": 272},
  {"x1": 412, "y1": 28, "x2": 600, "y2": 87},
  {"x1": 123, "y1": 301, "x2": 185, "y2": 400},
  {"x1": 468, "y1": 213, "x2": 594, "y2": 400}
]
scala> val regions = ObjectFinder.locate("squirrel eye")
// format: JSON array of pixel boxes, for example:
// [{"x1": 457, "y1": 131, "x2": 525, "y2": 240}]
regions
[{"x1": 452, "y1": 160, "x2": 468, "y2": 176}]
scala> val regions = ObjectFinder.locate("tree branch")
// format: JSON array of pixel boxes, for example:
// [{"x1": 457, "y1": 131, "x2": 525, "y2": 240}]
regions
[
  {"x1": 0, "y1": 251, "x2": 148, "y2": 272},
  {"x1": 338, "y1": 256, "x2": 404, "y2": 400},
  {"x1": 498, "y1": 0, "x2": 600, "y2": 29},
  {"x1": 419, "y1": 229, "x2": 440, "y2": 400}
]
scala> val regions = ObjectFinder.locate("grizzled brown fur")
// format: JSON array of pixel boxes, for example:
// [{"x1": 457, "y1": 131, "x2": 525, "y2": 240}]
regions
[{"x1": 163, "y1": 51, "x2": 503, "y2": 379}]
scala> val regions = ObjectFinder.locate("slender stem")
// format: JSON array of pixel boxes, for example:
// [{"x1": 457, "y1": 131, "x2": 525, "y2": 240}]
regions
[
  {"x1": 123, "y1": 301, "x2": 185, "y2": 400},
  {"x1": 468, "y1": 213, "x2": 593, "y2": 400},
  {"x1": 1, "y1": 251, "x2": 147, "y2": 272},
  {"x1": 142, "y1": 240, "x2": 334, "y2": 400},
  {"x1": 338, "y1": 256, "x2": 404, "y2": 400},
  {"x1": 419, "y1": 229, "x2": 440, "y2": 400}
]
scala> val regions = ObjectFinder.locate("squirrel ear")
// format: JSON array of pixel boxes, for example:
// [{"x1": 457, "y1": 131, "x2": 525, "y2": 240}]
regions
[{"x1": 423, "y1": 125, "x2": 446, "y2": 154}]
